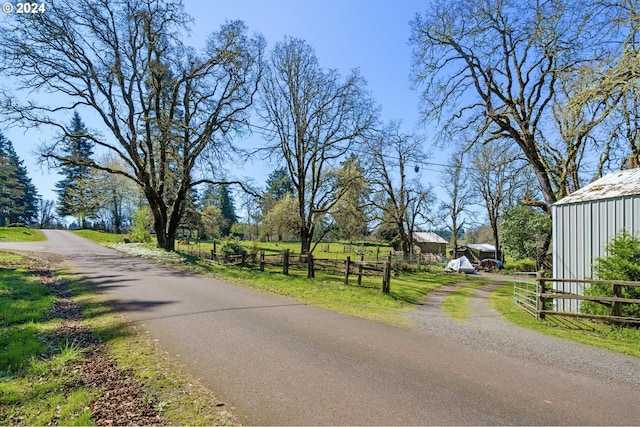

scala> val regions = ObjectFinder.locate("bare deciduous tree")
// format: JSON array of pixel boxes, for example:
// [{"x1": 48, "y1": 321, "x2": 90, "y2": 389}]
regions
[
  {"x1": 0, "y1": 0, "x2": 265, "y2": 250},
  {"x1": 258, "y1": 37, "x2": 376, "y2": 254},
  {"x1": 367, "y1": 122, "x2": 434, "y2": 258},
  {"x1": 38, "y1": 199, "x2": 58, "y2": 229},
  {"x1": 591, "y1": 0, "x2": 640, "y2": 171},
  {"x1": 439, "y1": 151, "x2": 476, "y2": 254},
  {"x1": 470, "y1": 142, "x2": 529, "y2": 259},
  {"x1": 410, "y1": 0, "x2": 618, "y2": 215},
  {"x1": 91, "y1": 154, "x2": 142, "y2": 234}
]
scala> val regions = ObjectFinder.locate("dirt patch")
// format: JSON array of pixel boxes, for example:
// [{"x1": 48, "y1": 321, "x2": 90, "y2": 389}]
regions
[{"x1": 80, "y1": 353, "x2": 164, "y2": 426}]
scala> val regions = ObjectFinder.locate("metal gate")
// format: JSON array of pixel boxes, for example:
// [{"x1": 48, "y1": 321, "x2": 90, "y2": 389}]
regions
[{"x1": 513, "y1": 272, "x2": 537, "y2": 316}]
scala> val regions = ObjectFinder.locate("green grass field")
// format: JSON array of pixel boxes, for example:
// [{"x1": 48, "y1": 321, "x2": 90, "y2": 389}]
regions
[
  {"x1": 0, "y1": 226, "x2": 46, "y2": 242},
  {"x1": 73, "y1": 229, "x2": 130, "y2": 245}
]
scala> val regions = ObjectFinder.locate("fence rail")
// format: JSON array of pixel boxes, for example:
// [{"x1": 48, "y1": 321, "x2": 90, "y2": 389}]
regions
[{"x1": 514, "y1": 273, "x2": 640, "y2": 325}]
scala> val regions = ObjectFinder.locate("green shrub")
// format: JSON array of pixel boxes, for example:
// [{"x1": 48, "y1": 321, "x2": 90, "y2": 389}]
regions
[
  {"x1": 503, "y1": 259, "x2": 536, "y2": 273},
  {"x1": 582, "y1": 230, "x2": 640, "y2": 318},
  {"x1": 129, "y1": 208, "x2": 152, "y2": 243},
  {"x1": 219, "y1": 238, "x2": 245, "y2": 256}
]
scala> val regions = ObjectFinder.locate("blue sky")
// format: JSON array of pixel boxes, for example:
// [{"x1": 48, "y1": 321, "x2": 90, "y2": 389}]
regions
[{"x1": 3, "y1": 0, "x2": 448, "y2": 205}]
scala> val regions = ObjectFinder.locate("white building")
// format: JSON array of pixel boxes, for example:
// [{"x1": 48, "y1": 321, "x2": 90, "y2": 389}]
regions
[{"x1": 552, "y1": 168, "x2": 640, "y2": 311}]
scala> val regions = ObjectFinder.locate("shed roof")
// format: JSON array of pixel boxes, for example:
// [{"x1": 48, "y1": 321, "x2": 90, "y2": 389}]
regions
[
  {"x1": 555, "y1": 168, "x2": 640, "y2": 205},
  {"x1": 464, "y1": 243, "x2": 496, "y2": 252},
  {"x1": 414, "y1": 232, "x2": 448, "y2": 244}
]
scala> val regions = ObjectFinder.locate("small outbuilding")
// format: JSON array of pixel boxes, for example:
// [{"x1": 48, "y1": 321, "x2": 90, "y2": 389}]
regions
[
  {"x1": 552, "y1": 168, "x2": 640, "y2": 311},
  {"x1": 451, "y1": 243, "x2": 497, "y2": 262},
  {"x1": 412, "y1": 232, "x2": 448, "y2": 256}
]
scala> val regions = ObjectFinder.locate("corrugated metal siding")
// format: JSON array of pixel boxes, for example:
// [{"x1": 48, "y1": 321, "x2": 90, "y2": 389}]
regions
[{"x1": 552, "y1": 195, "x2": 640, "y2": 312}]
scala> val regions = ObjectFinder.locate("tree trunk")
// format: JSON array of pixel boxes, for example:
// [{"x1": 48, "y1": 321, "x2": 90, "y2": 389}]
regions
[
  {"x1": 300, "y1": 225, "x2": 311, "y2": 255},
  {"x1": 520, "y1": 137, "x2": 558, "y2": 216},
  {"x1": 148, "y1": 196, "x2": 172, "y2": 251},
  {"x1": 491, "y1": 216, "x2": 500, "y2": 261}
]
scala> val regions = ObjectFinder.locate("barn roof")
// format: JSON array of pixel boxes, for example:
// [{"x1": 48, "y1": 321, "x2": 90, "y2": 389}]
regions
[
  {"x1": 555, "y1": 168, "x2": 640, "y2": 205},
  {"x1": 414, "y1": 232, "x2": 448, "y2": 244}
]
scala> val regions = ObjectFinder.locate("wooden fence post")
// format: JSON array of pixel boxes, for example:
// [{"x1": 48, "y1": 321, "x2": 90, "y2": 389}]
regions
[
  {"x1": 307, "y1": 254, "x2": 315, "y2": 279},
  {"x1": 260, "y1": 250, "x2": 265, "y2": 272},
  {"x1": 282, "y1": 249, "x2": 289, "y2": 275},
  {"x1": 536, "y1": 272, "x2": 546, "y2": 320},
  {"x1": 241, "y1": 251, "x2": 247, "y2": 267},
  {"x1": 612, "y1": 283, "x2": 622, "y2": 317},
  {"x1": 357, "y1": 254, "x2": 364, "y2": 286},
  {"x1": 382, "y1": 261, "x2": 391, "y2": 294},
  {"x1": 344, "y1": 256, "x2": 351, "y2": 285}
]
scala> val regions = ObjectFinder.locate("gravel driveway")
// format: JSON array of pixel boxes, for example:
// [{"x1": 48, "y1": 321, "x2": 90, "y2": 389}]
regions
[{"x1": 408, "y1": 277, "x2": 640, "y2": 387}]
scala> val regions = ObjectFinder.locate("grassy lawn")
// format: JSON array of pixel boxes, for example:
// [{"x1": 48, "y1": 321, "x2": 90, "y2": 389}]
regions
[
  {"x1": 0, "y1": 252, "x2": 95, "y2": 425},
  {"x1": 0, "y1": 226, "x2": 46, "y2": 242},
  {"x1": 73, "y1": 229, "x2": 130, "y2": 245}
]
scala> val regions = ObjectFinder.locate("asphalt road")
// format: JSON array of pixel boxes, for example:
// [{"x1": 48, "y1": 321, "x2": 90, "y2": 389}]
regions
[{"x1": 2, "y1": 230, "x2": 640, "y2": 425}]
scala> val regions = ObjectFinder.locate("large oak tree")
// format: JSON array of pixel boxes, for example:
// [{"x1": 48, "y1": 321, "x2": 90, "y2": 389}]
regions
[
  {"x1": 0, "y1": 0, "x2": 265, "y2": 250},
  {"x1": 410, "y1": 0, "x2": 623, "y2": 215}
]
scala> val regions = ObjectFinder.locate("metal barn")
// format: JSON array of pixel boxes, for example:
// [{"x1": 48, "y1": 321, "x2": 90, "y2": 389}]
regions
[{"x1": 552, "y1": 168, "x2": 640, "y2": 311}]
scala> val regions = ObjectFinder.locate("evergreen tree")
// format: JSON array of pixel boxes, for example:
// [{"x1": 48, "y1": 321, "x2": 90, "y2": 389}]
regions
[
  {"x1": 55, "y1": 112, "x2": 97, "y2": 228},
  {"x1": 200, "y1": 183, "x2": 237, "y2": 237},
  {"x1": 0, "y1": 132, "x2": 39, "y2": 225},
  {"x1": 261, "y1": 167, "x2": 295, "y2": 213},
  {"x1": 216, "y1": 185, "x2": 237, "y2": 237}
]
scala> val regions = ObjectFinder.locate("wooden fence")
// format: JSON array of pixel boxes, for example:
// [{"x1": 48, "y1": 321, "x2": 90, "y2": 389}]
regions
[
  {"x1": 516, "y1": 273, "x2": 640, "y2": 324},
  {"x1": 177, "y1": 243, "x2": 393, "y2": 294},
  {"x1": 344, "y1": 255, "x2": 391, "y2": 294}
]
